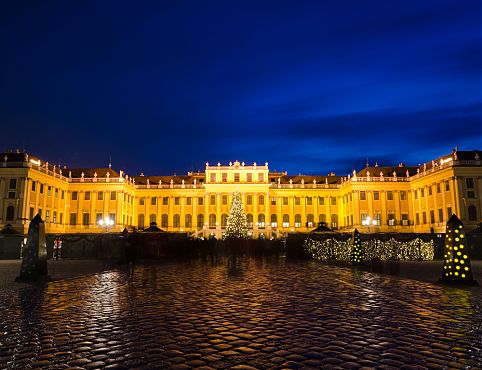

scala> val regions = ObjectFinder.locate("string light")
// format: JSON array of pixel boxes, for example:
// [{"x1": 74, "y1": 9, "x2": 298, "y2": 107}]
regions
[{"x1": 224, "y1": 188, "x2": 249, "y2": 239}]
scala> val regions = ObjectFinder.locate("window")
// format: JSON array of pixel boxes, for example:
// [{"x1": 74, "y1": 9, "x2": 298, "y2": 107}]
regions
[
  {"x1": 95, "y1": 213, "x2": 103, "y2": 225},
  {"x1": 445, "y1": 181, "x2": 450, "y2": 191},
  {"x1": 31, "y1": 181, "x2": 36, "y2": 192},
  {"x1": 61, "y1": 191, "x2": 64, "y2": 200},
  {"x1": 234, "y1": 173, "x2": 240, "y2": 182},
  {"x1": 319, "y1": 214, "x2": 326, "y2": 223},
  {"x1": 306, "y1": 197, "x2": 312, "y2": 206},
  {"x1": 388, "y1": 213, "x2": 395, "y2": 226},
  {"x1": 295, "y1": 197, "x2": 300, "y2": 205},
  {"x1": 72, "y1": 191, "x2": 78, "y2": 201},
  {"x1": 282, "y1": 214, "x2": 290, "y2": 228},
  {"x1": 109, "y1": 213, "x2": 116, "y2": 224},
  {"x1": 447, "y1": 207, "x2": 452, "y2": 218},
  {"x1": 163, "y1": 197, "x2": 169, "y2": 205},
  {"x1": 185, "y1": 214, "x2": 192, "y2": 228},
  {"x1": 6, "y1": 206, "x2": 14, "y2": 221},
  {"x1": 331, "y1": 214, "x2": 338, "y2": 229},
  {"x1": 110, "y1": 191, "x2": 116, "y2": 201},
  {"x1": 221, "y1": 214, "x2": 228, "y2": 228},
  {"x1": 173, "y1": 214, "x2": 180, "y2": 228},
  {"x1": 209, "y1": 214, "x2": 216, "y2": 228},
  {"x1": 421, "y1": 188, "x2": 425, "y2": 197},
  {"x1": 331, "y1": 197, "x2": 336, "y2": 205},
  {"x1": 402, "y1": 214, "x2": 409, "y2": 226},
  {"x1": 247, "y1": 195, "x2": 253, "y2": 205},
  {"x1": 70, "y1": 213, "x2": 77, "y2": 226},
  {"x1": 258, "y1": 173, "x2": 264, "y2": 182},
  {"x1": 468, "y1": 206, "x2": 477, "y2": 221},
  {"x1": 271, "y1": 214, "x2": 278, "y2": 227},
  {"x1": 98, "y1": 192, "x2": 104, "y2": 201},
  {"x1": 7, "y1": 191, "x2": 15, "y2": 199},
  {"x1": 220, "y1": 173, "x2": 227, "y2": 183},
  {"x1": 149, "y1": 214, "x2": 157, "y2": 225},
  {"x1": 47, "y1": 186, "x2": 51, "y2": 196},
  {"x1": 222, "y1": 195, "x2": 228, "y2": 205},
  {"x1": 40, "y1": 184, "x2": 44, "y2": 194},
  {"x1": 246, "y1": 173, "x2": 252, "y2": 182},
  {"x1": 422, "y1": 212, "x2": 427, "y2": 224},
  {"x1": 467, "y1": 190, "x2": 476, "y2": 199},
  {"x1": 306, "y1": 214, "x2": 314, "y2": 228},
  {"x1": 430, "y1": 210, "x2": 435, "y2": 224},
  {"x1": 415, "y1": 213, "x2": 420, "y2": 225},
  {"x1": 414, "y1": 190, "x2": 418, "y2": 199},
  {"x1": 139, "y1": 197, "x2": 145, "y2": 205},
  {"x1": 360, "y1": 191, "x2": 366, "y2": 200},
  {"x1": 400, "y1": 191, "x2": 406, "y2": 201},
  {"x1": 259, "y1": 195, "x2": 265, "y2": 205},
  {"x1": 283, "y1": 197, "x2": 288, "y2": 206},
  {"x1": 54, "y1": 188, "x2": 58, "y2": 198},
  {"x1": 437, "y1": 183, "x2": 441, "y2": 193},
  {"x1": 174, "y1": 197, "x2": 180, "y2": 205},
  {"x1": 258, "y1": 214, "x2": 265, "y2": 228},
  {"x1": 387, "y1": 191, "x2": 393, "y2": 201},
  {"x1": 428, "y1": 186, "x2": 432, "y2": 196},
  {"x1": 8, "y1": 179, "x2": 16, "y2": 189},
  {"x1": 60, "y1": 213, "x2": 63, "y2": 225},
  {"x1": 29, "y1": 207, "x2": 34, "y2": 220},
  {"x1": 246, "y1": 214, "x2": 253, "y2": 228},
  {"x1": 438, "y1": 208, "x2": 444, "y2": 223},
  {"x1": 374, "y1": 191, "x2": 379, "y2": 201},
  {"x1": 161, "y1": 214, "x2": 168, "y2": 228},
  {"x1": 210, "y1": 195, "x2": 216, "y2": 205},
  {"x1": 466, "y1": 178, "x2": 475, "y2": 188},
  {"x1": 82, "y1": 213, "x2": 90, "y2": 226},
  {"x1": 186, "y1": 197, "x2": 192, "y2": 206},
  {"x1": 210, "y1": 173, "x2": 216, "y2": 182},
  {"x1": 318, "y1": 197, "x2": 324, "y2": 205},
  {"x1": 46, "y1": 210, "x2": 50, "y2": 223},
  {"x1": 197, "y1": 214, "x2": 204, "y2": 227},
  {"x1": 85, "y1": 191, "x2": 91, "y2": 201},
  {"x1": 138, "y1": 214, "x2": 145, "y2": 229},
  {"x1": 361, "y1": 213, "x2": 369, "y2": 225},
  {"x1": 38, "y1": 208, "x2": 42, "y2": 217},
  {"x1": 198, "y1": 197, "x2": 204, "y2": 206},
  {"x1": 271, "y1": 197, "x2": 276, "y2": 205}
]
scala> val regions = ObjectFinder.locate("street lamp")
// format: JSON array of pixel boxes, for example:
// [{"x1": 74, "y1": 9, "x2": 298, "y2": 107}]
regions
[{"x1": 98, "y1": 217, "x2": 114, "y2": 232}]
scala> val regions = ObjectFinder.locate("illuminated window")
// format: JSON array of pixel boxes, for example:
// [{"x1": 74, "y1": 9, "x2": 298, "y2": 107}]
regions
[
  {"x1": 197, "y1": 214, "x2": 204, "y2": 227},
  {"x1": 361, "y1": 213, "x2": 369, "y2": 225},
  {"x1": 402, "y1": 214, "x2": 409, "y2": 226},
  {"x1": 40, "y1": 184, "x2": 44, "y2": 194},
  {"x1": 210, "y1": 173, "x2": 216, "y2": 182},
  {"x1": 31, "y1": 181, "x2": 36, "y2": 192},
  {"x1": 259, "y1": 195, "x2": 265, "y2": 205},
  {"x1": 307, "y1": 214, "x2": 314, "y2": 227},
  {"x1": 388, "y1": 213, "x2": 395, "y2": 226},
  {"x1": 209, "y1": 214, "x2": 216, "y2": 228},
  {"x1": 282, "y1": 214, "x2": 289, "y2": 227},
  {"x1": 258, "y1": 214, "x2": 265, "y2": 228},
  {"x1": 306, "y1": 197, "x2": 312, "y2": 205},
  {"x1": 246, "y1": 173, "x2": 251, "y2": 182},
  {"x1": 374, "y1": 191, "x2": 379, "y2": 200},
  {"x1": 271, "y1": 214, "x2": 278, "y2": 227},
  {"x1": 258, "y1": 173, "x2": 264, "y2": 182},
  {"x1": 222, "y1": 173, "x2": 227, "y2": 182},
  {"x1": 319, "y1": 214, "x2": 326, "y2": 223},
  {"x1": 387, "y1": 191, "x2": 393, "y2": 201},
  {"x1": 360, "y1": 191, "x2": 366, "y2": 200},
  {"x1": 222, "y1": 195, "x2": 228, "y2": 205},
  {"x1": 246, "y1": 214, "x2": 253, "y2": 228},
  {"x1": 294, "y1": 214, "x2": 302, "y2": 228},
  {"x1": 54, "y1": 188, "x2": 58, "y2": 198},
  {"x1": 271, "y1": 197, "x2": 276, "y2": 205},
  {"x1": 221, "y1": 214, "x2": 228, "y2": 228},
  {"x1": 47, "y1": 186, "x2": 51, "y2": 196},
  {"x1": 109, "y1": 213, "x2": 116, "y2": 224},
  {"x1": 247, "y1": 195, "x2": 253, "y2": 205},
  {"x1": 331, "y1": 214, "x2": 338, "y2": 229}
]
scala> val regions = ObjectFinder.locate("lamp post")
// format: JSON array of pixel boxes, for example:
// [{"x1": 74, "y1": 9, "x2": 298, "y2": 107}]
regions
[{"x1": 98, "y1": 217, "x2": 114, "y2": 232}]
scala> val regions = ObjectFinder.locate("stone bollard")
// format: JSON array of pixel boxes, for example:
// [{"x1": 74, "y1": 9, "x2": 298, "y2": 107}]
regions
[
  {"x1": 439, "y1": 214, "x2": 478, "y2": 286},
  {"x1": 351, "y1": 228, "x2": 363, "y2": 265},
  {"x1": 15, "y1": 214, "x2": 50, "y2": 282}
]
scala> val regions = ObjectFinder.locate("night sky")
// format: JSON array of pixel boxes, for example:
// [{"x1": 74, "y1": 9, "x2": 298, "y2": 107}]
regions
[{"x1": 0, "y1": 1, "x2": 480, "y2": 176}]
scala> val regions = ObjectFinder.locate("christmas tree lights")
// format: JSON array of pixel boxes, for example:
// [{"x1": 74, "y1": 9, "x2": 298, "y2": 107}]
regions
[
  {"x1": 439, "y1": 214, "x2": 478, "y2": 285},
  {"x1": 224, "y1": 188, "x2": 249, "y2": 239}
]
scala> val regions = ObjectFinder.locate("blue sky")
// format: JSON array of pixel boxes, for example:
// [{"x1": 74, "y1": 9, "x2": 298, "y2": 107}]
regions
[{"x1": 0, "y1": 0, "x2": 480, "y2": 176}]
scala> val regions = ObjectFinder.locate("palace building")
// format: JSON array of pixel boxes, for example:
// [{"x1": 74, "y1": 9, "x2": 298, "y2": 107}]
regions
[{"x1": 0, "y1": 149, "x2": 481, "y2": 239}]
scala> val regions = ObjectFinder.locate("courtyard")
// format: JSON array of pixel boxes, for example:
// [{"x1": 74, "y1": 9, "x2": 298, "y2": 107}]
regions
[{"x1": 1, "y1": 258, "x2": 481, "y2": 369}]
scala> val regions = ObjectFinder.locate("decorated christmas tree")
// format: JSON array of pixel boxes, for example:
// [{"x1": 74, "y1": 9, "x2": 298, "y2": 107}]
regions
[
  {"x1": 351, "y1": 228, "x2": 363, "y2": 265},
  {"x1": 439, "y1": 214, "x2": 478, "y2": 285},
  {"x1": 224, "y1": 189, "x2": 249, "y2": 239}
]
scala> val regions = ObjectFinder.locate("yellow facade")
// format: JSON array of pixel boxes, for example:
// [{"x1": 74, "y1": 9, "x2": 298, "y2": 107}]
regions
[{"x1": 1, "y1": 150, "x2": 481, "y2": 238}]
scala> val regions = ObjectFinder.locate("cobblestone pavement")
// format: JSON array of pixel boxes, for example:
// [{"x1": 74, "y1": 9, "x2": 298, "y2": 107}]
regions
[{"x1": 1, "y1": 257, "x2": 482, "y2": 369}]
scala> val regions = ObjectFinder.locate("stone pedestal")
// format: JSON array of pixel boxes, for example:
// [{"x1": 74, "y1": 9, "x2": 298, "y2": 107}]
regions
[{"x1": 15, "y1": 214, "x2": 50, "y2": 282}]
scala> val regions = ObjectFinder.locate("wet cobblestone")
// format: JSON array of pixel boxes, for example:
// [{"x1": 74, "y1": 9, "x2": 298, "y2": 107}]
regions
[{"x1": 1, "y1": 257, "x2": 482, "y2": 369}]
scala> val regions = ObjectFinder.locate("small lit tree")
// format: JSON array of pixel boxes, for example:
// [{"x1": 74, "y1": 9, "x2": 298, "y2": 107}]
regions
[
  {"x1": 351, "y1": 228, "x2": 363, "y2": 265},
  {"x1": 224, "y1": 189, "x2": 248, "y2": 239},
  {"x1": 439, "y1": 214, "x2": 478, "y2": 285}
]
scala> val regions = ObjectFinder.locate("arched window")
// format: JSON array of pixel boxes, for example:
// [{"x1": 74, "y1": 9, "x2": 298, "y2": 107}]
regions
[
  {"x1": 331, "y1": 214, "x2": 338, "y2": 229},
  {"x1": 210, "y1": 195, "x2": 216, "y2": 205},
  {"x1": 161, "y1": 214, "x2": 168, "y2": 228},
  {"x1": 247, "y1": 195, "x2": 253, "y2": 205},
  {"x1": 271, "y1": 214, "x2": 278, "y2": 227},
  {"x1": 258, "y1": 195, "x2": 264, "y2": 205},
  {"x1": 138, "y1": 214, "x2": 145, "y2": 229},
  {"x1": 222, "y1": 195, "x2": 228, "y2": 205},
  {"x1": 319, "y1": 214, "x2": 326, "y2": 223},
  {"x1": 258, "y1": 214, "x2": 265, "y2": 228},
  {"x1": 221, "y1": 213, "x2": 228, "y2": 228},
  {"x1": 197, "y1": 214, "x2": 204, "y2": 227},
  {"x1": 6, "y1": 206, "x2": 14, "y2": 221},
  {"x1": 282, "y1": 214, "x2": 289, "y2": 227},
  {"x1": 185, "y1": 214, "x2": 192, "y2": 228},
  {"x1": 307, "y1": 214, "x2": 314, "y2": 227},
  {"x1": 173, "y1": 214, "x2": 180, "y2": 228},
  {"x1": 468, "y1": 205, "x2": 478, "y2": 221},
  {"x1": 246, "y1": 213, "x2": 253, "y2": 228},
  {"x1": 149, "y1": 213, "x2": 156, "y2": 224},
  {"x1": 209, "y1": 214, "x2": 216, "y2": 228},
  {"x1": 295, "y1": 214, "x2": 302, "y2": 227}
]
